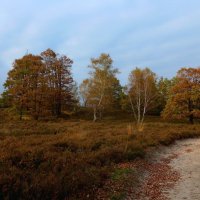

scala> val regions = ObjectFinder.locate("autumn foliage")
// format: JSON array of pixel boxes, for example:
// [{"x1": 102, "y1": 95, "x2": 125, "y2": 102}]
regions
[
  {"x1": 1, "y1": 50, "x2": 200, "y2": 123},
  {"x1": 4, "y1": 49, "x2": 76, "y2": 120},
  {"x1": 127, "y1": 67, "x2": 157, "y2": 127},
  {"x1": 162, "y1": 67, "x2": 200, "y2": 124},
  {"x1": 80, "y1": 53, "x2": 121, "y2": 121}
]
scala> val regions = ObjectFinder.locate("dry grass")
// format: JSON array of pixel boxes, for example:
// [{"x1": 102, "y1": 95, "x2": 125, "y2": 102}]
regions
[{"x1": 0, "y1": 115, "x2": 200, "y2": 199}]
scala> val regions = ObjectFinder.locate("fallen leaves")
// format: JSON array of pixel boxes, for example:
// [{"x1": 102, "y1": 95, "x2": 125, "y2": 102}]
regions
[
  {"x1": 96, "y1": 153, "x2": 180, "y2": 200},
  {"x1": 135, "y1": 154, "x2": 180, "y2": 200}
]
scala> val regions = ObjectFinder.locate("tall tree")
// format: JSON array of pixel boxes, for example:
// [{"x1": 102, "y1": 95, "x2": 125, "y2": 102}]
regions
[
  {"x1": 162, "y1": 67, "x2": 200, "y2": 124},
  {"x1": 41, "y1": 49, "x2": 74, "y2": 117},
  {"x1": 4, "y1": 54, "x2": 46, "y2": 120},
  {"x1": 41, "y1": 49, "x2": 57, "y2": 116},
  {"x1": 128, "y1": 67, "x2": 157, "y2": 127},
  {"x1": 4, "y1": 50, "x2": 75, "y2": 120},
  {"x1": 80, "y1": 53, "x2": 121, "y2": 121}
]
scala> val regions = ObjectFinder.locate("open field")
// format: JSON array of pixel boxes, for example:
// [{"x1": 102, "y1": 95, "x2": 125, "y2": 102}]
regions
[{"x1": 0, "y1": 115, "x2": 200, "y2": 200}]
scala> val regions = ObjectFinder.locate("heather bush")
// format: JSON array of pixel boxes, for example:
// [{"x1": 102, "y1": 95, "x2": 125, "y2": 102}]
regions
[{"x1": 0, "y1": 117, "x2": 199, "y2": 199}]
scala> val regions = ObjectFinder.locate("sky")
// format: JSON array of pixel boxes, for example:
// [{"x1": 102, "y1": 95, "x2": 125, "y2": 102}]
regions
[{"x1": 1, "y1": 0, "x2": 200, "y2": 92}]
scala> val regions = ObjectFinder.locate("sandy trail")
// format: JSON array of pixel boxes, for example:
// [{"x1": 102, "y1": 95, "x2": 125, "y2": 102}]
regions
[
  {"x1": 140, "y1": 138, "x2": 200, "y2": 200},
  {"x1": 132, "y1": 138, "x2": 200, "y2": 200},
  {"x1": 164, "y1": 139, "x2": 200, "y2": 200}
]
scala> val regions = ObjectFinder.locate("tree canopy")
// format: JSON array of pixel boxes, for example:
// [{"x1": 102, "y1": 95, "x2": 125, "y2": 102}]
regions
[
  {"x1": 80, "y1": 53, "x2": 121, "y2": 121},
  {"x1": 162, "y1": 67, "x2": 200, "y2": 124},
  {"x1": 127, "y1": 67, "x2": 157, "y2": 126},
  {"x1": 2, "y1": 49, "x2": 200, "y2": 124},
  {"x1": 4, "y1": 49, "x2": 75, "y2": 120}
]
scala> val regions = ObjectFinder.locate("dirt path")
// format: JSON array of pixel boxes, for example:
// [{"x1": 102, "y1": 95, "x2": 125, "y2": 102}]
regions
[
  {"x1": 164, "y1": 139, "x2": 200, "y2": 200},
  {"x1": 139, "y1": 138, "x2": 200, "y2": 200},
  {"x1": 96, "y1": 138, "x2": 200, "y2": 200}
]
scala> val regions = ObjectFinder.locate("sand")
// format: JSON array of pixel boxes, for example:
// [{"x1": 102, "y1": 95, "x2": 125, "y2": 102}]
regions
[
  {"x1": 133, "y1": 138, "x2": 200, "y2": 200},
  {"x1": 164, "y1": 139, "x2": 200, "y2": 200}
]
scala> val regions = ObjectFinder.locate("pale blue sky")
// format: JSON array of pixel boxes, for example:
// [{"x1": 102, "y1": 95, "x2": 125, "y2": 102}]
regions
[{"x1": 1, "y1": 0, "x2": 200, "y2": 92}]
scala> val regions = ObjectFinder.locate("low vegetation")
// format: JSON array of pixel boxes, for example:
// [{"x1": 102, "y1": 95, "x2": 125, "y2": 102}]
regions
[{"x1": 0, "y1": 115, "x2": 199, "y2": 199}]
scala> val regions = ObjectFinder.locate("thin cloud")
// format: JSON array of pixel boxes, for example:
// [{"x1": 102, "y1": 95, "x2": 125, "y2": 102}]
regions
[{"x1": 1, "y1": 0, "x2": 200, "y2": 92}]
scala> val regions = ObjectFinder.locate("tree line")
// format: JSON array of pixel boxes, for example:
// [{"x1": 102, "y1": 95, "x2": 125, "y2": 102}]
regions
[{"x1": 0, "y1": 50, "x2": 200, "y2": 124}]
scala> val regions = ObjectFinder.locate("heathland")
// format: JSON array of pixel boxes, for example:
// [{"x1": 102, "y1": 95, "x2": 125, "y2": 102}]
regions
[
  {"x1": 0, "y1": 50, "x2": 199, "y2": 199},
  {"x1": 0, "y1": 111, "x2": 200, "y2": 199}
]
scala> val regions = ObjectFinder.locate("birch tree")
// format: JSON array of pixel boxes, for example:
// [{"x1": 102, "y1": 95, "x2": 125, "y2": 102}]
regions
[
  {"x1": 128, "y1": 67, "x2": 157, "y2": 127},
  {"x1": 80, "y1": 53, "x2": 120, "y2": 121}
]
